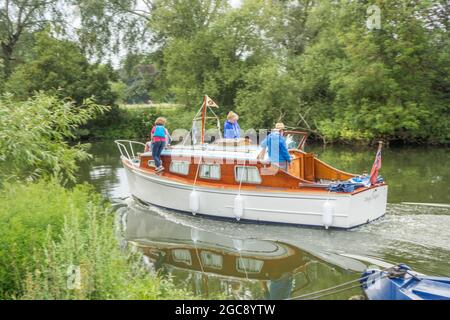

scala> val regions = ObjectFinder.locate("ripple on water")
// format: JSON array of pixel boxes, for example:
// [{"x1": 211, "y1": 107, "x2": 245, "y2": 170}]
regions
[{"x1": 357, "y1": 204, "x2": 450, "y2": 251}]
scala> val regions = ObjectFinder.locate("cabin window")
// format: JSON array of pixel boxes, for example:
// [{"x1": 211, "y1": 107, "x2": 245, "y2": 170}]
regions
[
  {"x1": 147, "y1": 160, "x2": 155, "y2": 168},
  {"x1": 170, "y1": 160, "x2": 190, "y2": 175},
  {"x1": 235, "y1": 166, "x2": 261, "y2": 184},
  {"x1": 236, "y1": 258, "x2": 264, "y2": 274},
  {"x1": 171, "y1": 249, "x2": 192, "y2": 266},
  {"x1": 200, "y1": 251, "x2": 223, "y2": 269},
  {"x1": 199, "y1": 164, "x2": 221, "y2": 180}
]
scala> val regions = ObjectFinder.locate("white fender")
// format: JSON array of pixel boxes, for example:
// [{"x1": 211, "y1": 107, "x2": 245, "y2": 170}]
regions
[
  {"x1": 234, "y1": 195, "x2": 244, "y2": 221},
  {"x1": 189, "y1": 190, "x2": 200, "y2": 215},
  {"x1": 322, "y1": 200, "x2": 334, "y2": 229}
]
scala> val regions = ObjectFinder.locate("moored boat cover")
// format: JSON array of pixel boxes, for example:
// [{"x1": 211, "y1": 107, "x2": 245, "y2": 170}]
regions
[{"x1": 362, "y1": 265, "x2": 450, "y2": 300}]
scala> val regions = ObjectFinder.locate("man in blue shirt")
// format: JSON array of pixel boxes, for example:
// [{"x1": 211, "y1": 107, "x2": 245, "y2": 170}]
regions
[{"x1": 258, "y1": 123, "x2": 292, "y2": 171}]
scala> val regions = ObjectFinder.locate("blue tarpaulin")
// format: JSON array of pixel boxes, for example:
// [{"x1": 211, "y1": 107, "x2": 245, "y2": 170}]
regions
[{"x1": 327, "y1": 175, "x2": 383, "y2": 193}]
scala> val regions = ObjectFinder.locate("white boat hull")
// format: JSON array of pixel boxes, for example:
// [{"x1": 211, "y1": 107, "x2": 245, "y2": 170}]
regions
[{"x1": 123, "y1": 159, "x2": 387, "y2": 229}]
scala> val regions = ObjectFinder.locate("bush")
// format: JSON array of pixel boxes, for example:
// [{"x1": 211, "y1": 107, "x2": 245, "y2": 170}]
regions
[
  {"x1": 0, "y1": 181, "x2": 98, "y2": 298},
  {"x1": 0, "y1": 181, "x2": 197, "y2": 300},
  {"x1": 0, "y1": 93, "x2": 108, "y2": 184}
]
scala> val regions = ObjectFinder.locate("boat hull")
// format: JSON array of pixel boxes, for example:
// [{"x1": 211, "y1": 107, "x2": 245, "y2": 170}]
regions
[
  {"x1": 123, "y1": 159, "x2": 388, "y2": 229},
  {"x1": 362, "y1": 266, "x2": 450, "y2": 300}
]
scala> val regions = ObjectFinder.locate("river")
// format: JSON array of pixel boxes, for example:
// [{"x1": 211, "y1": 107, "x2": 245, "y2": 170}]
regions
[{"x1": 78, "y1": 141, "x2": 450, "y2": 299}]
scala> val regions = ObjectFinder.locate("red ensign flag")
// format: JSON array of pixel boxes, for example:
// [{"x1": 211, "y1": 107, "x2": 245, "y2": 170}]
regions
[{"x1": 369, "y1": 143, "x2": 383, "y2": 185}]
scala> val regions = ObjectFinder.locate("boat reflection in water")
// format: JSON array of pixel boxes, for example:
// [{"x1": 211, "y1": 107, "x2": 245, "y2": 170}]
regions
[{"x1": 123, "y1": 201, "x2": 361, "y2": 299}]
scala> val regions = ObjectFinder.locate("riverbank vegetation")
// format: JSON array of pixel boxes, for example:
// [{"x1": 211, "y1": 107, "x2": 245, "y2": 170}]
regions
[
  {"x1": 0, "y1": 181, "x2": 197, "y2": 299},
  {"x1": 0, "y1": 94, "x2": 197, "y2": 299},
  {"x1": 1, "y1": 1, "x2": 448, "y2": 145}
]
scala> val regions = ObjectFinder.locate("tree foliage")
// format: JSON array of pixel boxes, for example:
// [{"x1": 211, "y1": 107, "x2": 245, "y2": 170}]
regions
[
  {"x1": 0, "y1": 93, "x2": 108, "y2": 184},
  {"x1": 5, "y1": 32, "x2": 117, "y2": 106},
  {"x1": 150, "y1": 0, "x2": 449, "y2": 144},
  {"x1": 2, "y1": 0, "x2": 449, "y2": 144}
]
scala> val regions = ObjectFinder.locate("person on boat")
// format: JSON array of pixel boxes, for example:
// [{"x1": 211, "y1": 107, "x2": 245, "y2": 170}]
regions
[
  {"x1": 150, "y1": 117, "x2": 170, "y2": 172},
  {"x1": 224, "y1": 111, "x2": 241, "y2": 139},
  {"x1": 258, "y1": 122, "x2": 292, "y2": 171}
]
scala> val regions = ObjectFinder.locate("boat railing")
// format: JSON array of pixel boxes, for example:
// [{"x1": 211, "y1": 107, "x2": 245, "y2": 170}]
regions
[{"x1": 114, "y1": 140, "x2": 146, "y2": 161}]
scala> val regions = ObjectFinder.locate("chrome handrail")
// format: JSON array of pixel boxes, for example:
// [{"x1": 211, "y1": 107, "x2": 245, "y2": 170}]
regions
[{"x1": 114, "y1": 140, "x2": 146, "y2": 161}]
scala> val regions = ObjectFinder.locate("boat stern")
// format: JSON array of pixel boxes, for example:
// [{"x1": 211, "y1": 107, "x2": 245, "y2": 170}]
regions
[{"x1": 346, "y1": 184, "x2": 388, "y2": 228}]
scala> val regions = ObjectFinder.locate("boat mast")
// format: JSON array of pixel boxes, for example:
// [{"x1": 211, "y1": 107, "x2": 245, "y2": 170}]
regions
[{"x1": 201, "y1": 95, "x2": 207, "y2": 144}]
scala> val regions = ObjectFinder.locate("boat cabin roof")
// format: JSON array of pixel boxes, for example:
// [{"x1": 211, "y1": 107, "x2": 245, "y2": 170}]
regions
[{"x1": 141, "y1": 143, "x2": 270, "y2": 163}]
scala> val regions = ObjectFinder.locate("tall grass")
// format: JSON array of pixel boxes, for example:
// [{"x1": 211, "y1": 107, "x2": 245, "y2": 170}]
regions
[{"x1": 0, "y1": 181, "x2": 196, "y2": 300}]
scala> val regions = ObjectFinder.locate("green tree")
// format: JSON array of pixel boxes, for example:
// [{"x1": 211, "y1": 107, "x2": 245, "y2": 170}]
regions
[
  {"x1": 289, "y1": 1, "x2": 450, "y2": 144},
  {"x1": 5, "y1": 32, "x2": 117, "y2": 106},
  {"x1": 0, "y1": 93, "x2": 108, "y2": 184},
  {"x1": 149, "y1": 0, "x2": 228, "y2": 43},
  {"x1": 161, "y1": 0, "x2": 279, "y2": 110},
  {"x1": 235, "y1": 59, "x2": 301, "y2": 129},
  {"x1": 0, "y1": 0, "x2": 63, "y2": 76},
  {"x1": 118, "y1": 53, "x2": 158, "y2": 104},
  {"x1": 0, "y1": 0, "x2": 148, "y2": 77}
]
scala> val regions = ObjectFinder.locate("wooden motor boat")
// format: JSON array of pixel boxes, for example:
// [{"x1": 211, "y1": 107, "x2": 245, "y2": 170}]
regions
[{"x1": 116, "y1": 96, "x2": 387, "y2": 229}]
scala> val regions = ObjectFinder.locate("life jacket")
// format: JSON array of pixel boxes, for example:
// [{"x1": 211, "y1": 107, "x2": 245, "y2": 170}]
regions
[{"x1": 153, "y1": 125, "x2": 166, "y2": 138}]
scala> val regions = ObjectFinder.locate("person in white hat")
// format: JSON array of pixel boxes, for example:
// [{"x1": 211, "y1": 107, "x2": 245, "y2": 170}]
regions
[{"x1": 258, "y1": 122, "x2": 292, "y2": 171}]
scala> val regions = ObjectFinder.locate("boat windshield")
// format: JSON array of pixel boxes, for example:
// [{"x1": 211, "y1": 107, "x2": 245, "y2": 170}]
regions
[{"x1": 284, "y1": 131, "x2": 308, "y2": 150}]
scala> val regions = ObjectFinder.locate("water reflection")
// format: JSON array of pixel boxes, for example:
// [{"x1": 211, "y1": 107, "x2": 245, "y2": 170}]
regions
[
  {"x1": 123, "y1": 202, "x2": 361, "y2": 299},
  {"x1": 77, "y1": 141, "x2": 129, "y2": 198}
]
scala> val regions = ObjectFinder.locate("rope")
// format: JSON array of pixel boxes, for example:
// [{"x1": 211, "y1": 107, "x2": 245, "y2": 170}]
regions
[
  {"x1": 192, "y1": 155, "x2": 203, "y2": 190},
  {"x1": 302, "y1": 282, "x2": 373, "y2": 300},
  {"x1": 206, "y1": 105, "x2": 222, "y2": 139},
  {"x1": 286, "y1": 265, "x2": 395, "y2": 300}
]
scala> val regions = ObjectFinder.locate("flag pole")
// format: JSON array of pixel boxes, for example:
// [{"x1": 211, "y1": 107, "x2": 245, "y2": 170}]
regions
[{"x1": 377, "y1": 140, "x2": 383, "y2": 151}]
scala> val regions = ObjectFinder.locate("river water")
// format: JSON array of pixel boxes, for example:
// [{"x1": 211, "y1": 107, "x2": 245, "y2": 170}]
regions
[{"x1": 78, "y1": 141, "x2": 450, "y2": 299}]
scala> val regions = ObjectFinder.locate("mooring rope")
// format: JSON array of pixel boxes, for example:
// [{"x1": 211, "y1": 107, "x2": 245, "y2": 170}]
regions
[
  {"x1": 192, "y1": 154, "x2": 203, "y2": 191},
  {"x1": 286, "y1": 265, "x2": 396, "y2": 300},
  {"x1": 302, "y1": 282, "x2": 373, "y2": 300}
]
